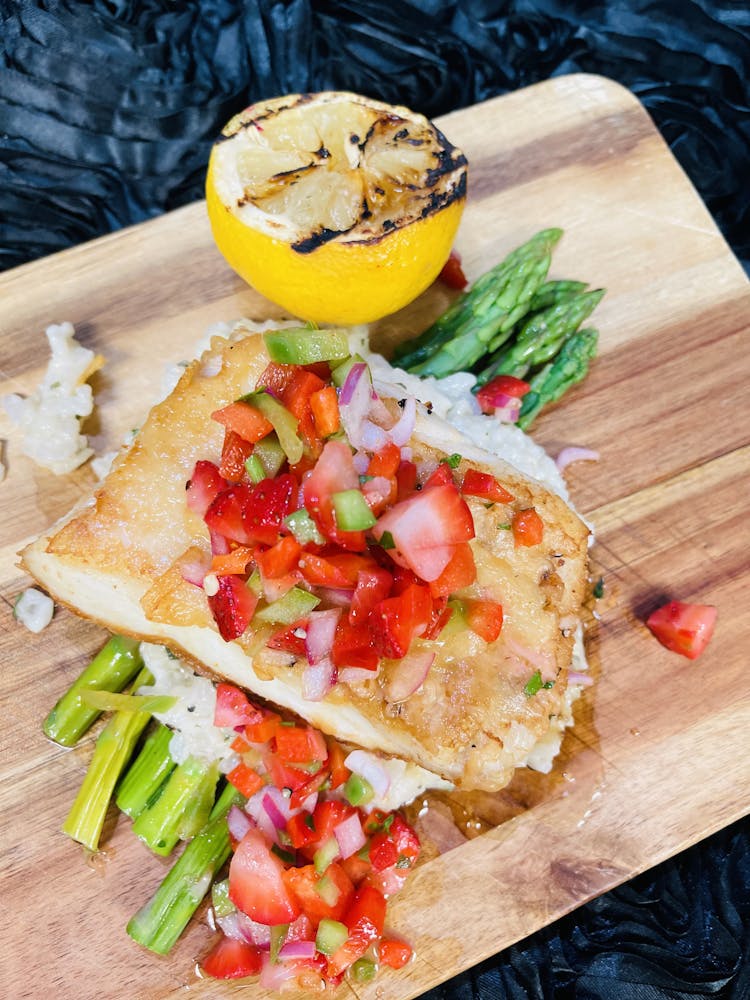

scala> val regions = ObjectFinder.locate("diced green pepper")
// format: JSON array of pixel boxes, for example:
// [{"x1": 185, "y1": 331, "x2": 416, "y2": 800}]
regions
[
  {"x1": 211, "y1": 879, "x2": 235, "y2": 918},
  {"x1": 270, "y1": 923, "x2": 289, "y2": 963},
  {"x1": 254, "y1": 587, "x2": 321, "y2": 625},
  {"x1": 244, "y1": 453, "x2": 266, "y2": 484},
  {"x1": 314, "y1": 874, "x2": 342, "y2": 907},
  {"x1": 330, "y1": 353, "x2": 365, "y2": 387},
  {"x1": 332, "y1": 489, "x2": 376, "y2": 531},
  {"x1": 242, "y1": 391, "x2": 303, "y2": 465},
  {"x1": 314, "y1": 835, "x2": 340, "y2": 875},
  {"x1": 263, "y1": 327, "x2": 350, "y2": 365},
  {"x1": 350, "y1": 958, "x2": 377, "y2": 982},
  {"x1": 344, "y1": 772, "x2": 374, "y2": 807},
  {"x1": 254, "y1": 433, "x2": 287, "y2": 478},
  {"x1": 283, "y1": 509, "x2": 326, "y2": 546},
  {"x1": 246, "y1": 570, "x2": 263, "y2": 597},
  {"x1": 315, "y1": 918, "x2": 348, "y2": 956}
]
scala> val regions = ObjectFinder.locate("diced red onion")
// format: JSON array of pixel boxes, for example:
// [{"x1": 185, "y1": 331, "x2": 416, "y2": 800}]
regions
[
  {"x1": 334, "y1": 813, "x2": 367, "y2": 859},
  {"x1": 494, "y1": 398, "x2": 522, "y2": 424},
  {"x1": 352, "y1": 450, "x2": 370, "y2": 475},
  {"x1": 345, "y1": 750, "x2": 390, "y2": 798},
  {"x1": 227, "y1": 804, "x2": 254, "y2": 842},
  {"x1": 400, "y1": 446, "x2": 413, "y2": 461},
  {"x1": 244, "y1": 789, "x2": 278, "y2": 842},
  {"x1": 216, "y1": 910, "x2": 270, "y2": 946},
  {"x1": 263, "y1": 784, "x2": 298, "y2": 823},
  {"x1": 278, "y1": 940, "x2": 317, "y2": 962},
  {"x1": 361, "y1": 475, "x2": 393, "y2": 508},
  {"x1": 382, "y1": 650, "x2": 435, "y2": 703},
  {"x1": 314, "y1": 587, "x2": 355, "y2": 607},
  {"x1": 360, "y1": 419, "x2": 389, "y2": 452},
  {"x1": 305, "y1": 609, "x2": 341, "y2": 665},
  {"x1": 179, "y1": 556, "x2": 210, "y2": 587},
  {"x1": 367, "y1": 394, "x2": 393, "y2": 427},
  {"x1": 555, "y1": 446, "x2": 600, "y2": 472},
  {"x1": 262, "y1": 792, "x2": 288, "y2": 830},
  {"x1": 339, "y1": 362, "x2": 367, "y2": 406},
  {"x1": 389, "y1": 395, "x2": 416, "y2": 446},
  {"x1": 504, "y1": 635, "x2": 555, "y2": 680},
  {"x1": 260, "y1": 955, "x2": 298, "y2": 990},
  {"x1": 338, "y1": 666, "x2": 378, "y2": 685},
  {"x1": 302, "y1": 657, "x2": 336, "y2": 700},
  {"x1": 568, "y1": 670, "x2": 594, "y2": 687},
  {"x1": 298, "y1": 791, "x2": 319, "y2": 814}
]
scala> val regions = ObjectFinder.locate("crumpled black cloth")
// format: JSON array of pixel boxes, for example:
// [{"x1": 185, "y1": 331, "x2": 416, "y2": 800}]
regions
[
  {"x1": 0, "y1": 0, "x2": 748, "y2": 273},
  {"x1": 1, "y1": 4, "x2": 750, "y2": 998}
]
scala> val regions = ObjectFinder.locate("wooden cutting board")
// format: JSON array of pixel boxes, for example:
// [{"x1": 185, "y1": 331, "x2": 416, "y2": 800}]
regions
[{"x1": 2, "y1": 74, "x2": 749, "y2": 1000}]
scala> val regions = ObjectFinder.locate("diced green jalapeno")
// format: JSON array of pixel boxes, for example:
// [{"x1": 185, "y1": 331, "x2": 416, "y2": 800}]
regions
[
  {"x1": 254, "y1": 587, "x2": 320, "y2": 625},
  {"x1": 263, "y1": 327, "x2": 350, "y2": 365},
  {"x1": 332, "y1": 489, "x2": 376, "y2": 531}
]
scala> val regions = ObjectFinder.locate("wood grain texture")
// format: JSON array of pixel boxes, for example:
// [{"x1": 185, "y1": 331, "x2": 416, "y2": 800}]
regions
[{"x1": 1, "y1": 74, "x2": 749, "y2": 1000}]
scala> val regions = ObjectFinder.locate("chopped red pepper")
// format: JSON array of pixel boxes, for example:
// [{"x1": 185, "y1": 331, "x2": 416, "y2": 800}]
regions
[
  {"x1": 465, "y1": 599, "x2": 504, "y2": 642},
  {"x1": 201, "y1": 936, "x2": 263, "y2": 980},
  {"x1": 461, "y1": 469, "x2": 514, "y2": 503},
  {"x1": 212, "y1": 400, "x2": 274, "y2": 443},
  {"x1": 207, "y1": 574, "x2": 258, "y2": 641},
  {"x1": 438, "y1": 250, "x2": 468, "y2": 290},
  {"x1": 226, "y1": 761, "x2": 264, "y2": 798},
  {"x1": 379, "y1": 938, "x2": 413, "y2": 970},
  {"x1": 645, "y1": 600, "x2": 717, "y2": 660},
  {"x1": 214, "y1": 682, "x2": 262, "y2": 728},
  {"x1": 512, "y1": 507, "x2": 544, "y2": 547},
  {"x1": 219, "y1": 429, "x2": 253, "y2": 482}
]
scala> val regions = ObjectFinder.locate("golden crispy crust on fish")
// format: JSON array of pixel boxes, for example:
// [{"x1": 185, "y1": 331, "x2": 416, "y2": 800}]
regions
[{"x1": 22, "y1": 331, "x2": 589, "y2": 791}]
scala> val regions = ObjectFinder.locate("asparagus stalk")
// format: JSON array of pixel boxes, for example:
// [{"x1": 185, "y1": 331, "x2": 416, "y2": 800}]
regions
[
  {"x1": 517, "y1": 328, "x2": 599, "y2": 429},
  {"x1": 61, "y1": 667, "x2": 153, "y2": 851},
  {"x1": 132, "y1": 755, "x2": 219, "y2": 856},
  {"x1": 476, "y1": 288, "x2": 605, "y2": 384},
  {"x1": 127, "y1": 782, "x2": 244, "y2": 954},
  {"x1": 527, "y1": 279, "x2": 588, "y2": 313},
  {"x1": 116, "y1": 722, "x2": 176, "y2": 820},
  {"x1": 43, "y1": 635, "x2": 143, "y2": 747},
  {"x1": 392, "y1": 228, "x2": 562, "y2": 375}
]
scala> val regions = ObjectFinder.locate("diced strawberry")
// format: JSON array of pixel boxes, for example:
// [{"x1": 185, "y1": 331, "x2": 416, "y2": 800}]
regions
[
  {"x1": 422, "y1": 462, "x2": 454, "y2": 489},
  {"x1": 395, "y1": 460, "x2": 417, "y2": 501},
  {"x1": 267, "y1": 621, "x2": 308, "y2": 658},
  {"x1": 186, "y1": 460, "x2": 225, "y2": 516},
  {"x1": 390, "y1": 814, "x2": 420, "y2": 866},
  {"x1": 303, "y1": 441, "x2": 367, "y2": 551},
  {"x1": 214, "y1": 682, "x2": 263, "y2": 728},
  {"x1": 332, "y1": 617, "x2": 380, "y2": 671},
  {"x1": 428, "y1": 542, "x2": 476, "y2": 597},
  {"x1": 256, "y1": 361, "x2": 298, "y2": 397},
  {"x1": 368, "y1": 832, "x2": 398, "y2": 872},
  {"x1": 282, "y1": 863, "x2": 355, "y2": 927},
  {"x1": 438, "y1": 251, "x2": 468, "y2": 290},
  {"x1": 208, "y1": 575, "x2": 258, "y2": 641},
  {"x1": 229, "y1": 830, "x2": 301, "y2": 926},
  {"x1": 373, "y1": 483, "x2": 475, "y2": 582},
  {"x1": 201, "y1": 935, "x2": 262, "y2": 980},
  {"x1": 461, "y1": 469, "x2": 514, "y2": 503},
  {"x1": 349, "y1": 568, "x2": 393, "y2": 626},
  {"x1": 205, "y1": 475, "x2": 297, "y2": 546},
  {"x1": 370, "y1": 583, "x2": 432, "y2": 659}
]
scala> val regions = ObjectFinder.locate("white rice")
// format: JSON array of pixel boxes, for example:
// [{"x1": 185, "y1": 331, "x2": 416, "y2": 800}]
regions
[{"x1": 14, "y1": 587, "x2": 55, "y2": 633}]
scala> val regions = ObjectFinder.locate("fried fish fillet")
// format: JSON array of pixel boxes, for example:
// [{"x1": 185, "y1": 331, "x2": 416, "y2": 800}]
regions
[{"x1": 22, "y1": 328, "x2": 590, "y2": 791}]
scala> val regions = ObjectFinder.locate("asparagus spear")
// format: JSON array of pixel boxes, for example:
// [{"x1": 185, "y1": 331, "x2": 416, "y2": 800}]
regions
[
  {"x1": 392, "y1": 228, "x2": 562, "y2": 375},
  {"x1": 527, "y1": 279, "x2": 588, "y2": 313},
  {"x1": 116, "y1": 722, "x2": 176, "y2": 820},
  {"x1": 132, "y1": 755, "x2": 220, "y2": 856},
  {"x1": 43, "y1": 635, "x2": 144, "y2": 747},
  {"x1": 517, "y1": 328, "x2": 599, "y2": 430},
  {"x1": 61, "y1": 667, "x2": 153, "y2": 851},
  {"x1": 476, "y1": 288, "x2": 605, "y2": 384},
  {"x1": 127, "y1": 782, "x2": 244, "y2": 955}
]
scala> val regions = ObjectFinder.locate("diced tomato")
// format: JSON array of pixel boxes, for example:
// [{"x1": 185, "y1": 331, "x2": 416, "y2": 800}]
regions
[
  {"x1": 368, "y1": 832, "x2": 398, "y2": 872},
  {"x1": 461, "y1": 469, "x2": 514, "y2": 503},
  {"x1": 438, "y1": 250, "x2": 468, "y2": 290},
  {"x1": 218, "y1": 429, "x2": 253, "y2": 483},
  {"x1": 374, "y1": 483, "x2": 475, "y2": 582},
  {"x1": 422, "y1": 462, "x2": 454, "y2": 489},
  {"x1": 244, "y1": 709, "x2": 281, "y2": 744},
  {"x1": 303, "y1": 442, "x2": 367, "y2": 551},
  {"x1": 230, "y1": 732, "x2": 251, "y2": 754},
  {"x1": 255, "y1": 535, "x2": 301, "y2": 579},
  {"x1": 201, "y1": 935, "x2": 262, "y2": 980},
  {"x1": 287, "y1": 812, "x2": 318, "y2": 850},
  {"x1": 289, "y1": 767, "x2": 330, "y2": 809},
  {"x1": 379, "y1": 938, "x2": 413, "y2": 970},
  {"x1": 211, "y1": 545, "x2": 255, "y2": 575},
  {"x1": 205, "y1": 475, "x2": 297, "y2": 547},
  {"x1": 341, "y1": 853, "x2": 371, "y2": 885},
  {"x1": 395, "y1": 460, "x2": 418, "y2": 502},
  {"x1": 370, "y1": 583, "x2": 432, "y2": 659},
  {"x1": 428, "y1": 542, "x2": 476, "y2": 598},
  {"x1": 310, "y1": 800, "x2": 356, "y2": 848},
  {"x1": 349, "y1": 568, "x2": 393, "y2": 626},
  {"x1": 512, "y1": 507, "x2": 544, "y2": 547},
  {"x1": 476, "y1": 375, "x2": 531, "y2": 414},
  {"x1": 256, "y1": 361, "x2": 298, "y2": 397},
  {"x1": 298, "y1": 551, "x2": 376, "y2": 589},
  {"x1": 332, "y1": 617, "x2": 380, "y2": 671},
  {"x1": 465, "y1": 599, "x2": 504, "y2": 642},
  {"x1": 265, "y1": 752, "x2": 310, "y2": 792},
  {"x1": 212, "y1": 401, "x2": 274, "y2": 444},
  {"x1": 327, "y1": 886, "x2": 387, "y2": 978},
  {"x1": 229, "y1": 829, "x2": 301, "y2": 926},
  {"x1": 226, "y1": 761, "x2": 264, "y2": 798},
  {"x1": 186, "y1": 460, "x2": 225, "y2": 517},
  {"x1": 645, "y1": 600, "x2": 718, "y2": 660},
  {"x1": 283, "y1": 862, "x2": 355, "y2": 926},
  {"x1": 326, "y1": 740, "x2": 349, "y2": 790},
  {"x1": 208, "y1": 574, "x2": 259, "y2": 642},
  {"x1": 214, "y1": 682, "x2": 262, "y2": 728},
  {"x1": 309, "y1": 385, "x2": 340, "y2": 438},
  {"x1": 367, "y1": 442, "x2": 401, "y2": 479},
  {"x1": 266, "y1": 621, "x2": 308, "y2": 658}
]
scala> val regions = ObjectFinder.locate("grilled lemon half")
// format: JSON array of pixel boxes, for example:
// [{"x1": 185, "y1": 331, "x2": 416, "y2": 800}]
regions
[{"x1": 206, "y1": 91, "x2": 467, "y2": 325}]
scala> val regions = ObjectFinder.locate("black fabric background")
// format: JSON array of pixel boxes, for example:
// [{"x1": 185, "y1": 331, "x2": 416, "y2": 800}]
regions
[{"x1": 1, "y1": 2, "x2": 749, "y2": 997}]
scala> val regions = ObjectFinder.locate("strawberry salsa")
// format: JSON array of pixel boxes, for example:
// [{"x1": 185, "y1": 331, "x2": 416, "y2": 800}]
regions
[
  {"x1": 203, "y1": 680, "x2": 419, "y2": 987},
  {"x1": 186, "y1": 326, "x2": 545, "y2": 702}
]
